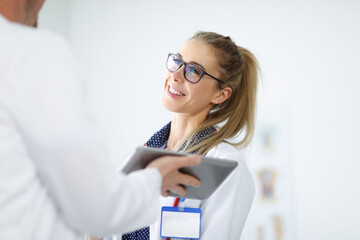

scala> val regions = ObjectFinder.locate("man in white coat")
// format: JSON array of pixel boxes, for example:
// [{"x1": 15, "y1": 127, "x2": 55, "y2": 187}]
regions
[{"x1": 0, "y1": 0, "x2": 201, "y2": 239}]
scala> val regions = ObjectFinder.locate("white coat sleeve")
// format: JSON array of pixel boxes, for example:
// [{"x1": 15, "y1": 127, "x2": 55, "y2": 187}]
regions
[
  {"x1": 200, "y1": 146, "x2": 255, "y2": 239},
  {"x1": 6, "y1": 33, "x2": 161, "y2": 237}
]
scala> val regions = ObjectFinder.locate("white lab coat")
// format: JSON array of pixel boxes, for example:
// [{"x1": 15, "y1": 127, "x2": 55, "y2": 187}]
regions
[
  {"x1": 0, "y1": 15, "x2": 162, "y2": 240},
  {"x1": 150, "y1": 143, "x2": 255, "y2": 240},
  {"x1": 112, "y1": 142, "x2": 255, "y2": 240}
]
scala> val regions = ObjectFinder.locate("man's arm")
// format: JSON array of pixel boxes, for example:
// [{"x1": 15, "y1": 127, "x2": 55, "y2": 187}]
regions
[{"x1": 8, "y1": 33, "x2": 200, "y2": 236}]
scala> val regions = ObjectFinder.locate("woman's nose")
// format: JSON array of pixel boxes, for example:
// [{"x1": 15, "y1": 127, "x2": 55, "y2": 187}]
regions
[{"x1": 171, "y1": 65, "x2": 186, "y2": 83}]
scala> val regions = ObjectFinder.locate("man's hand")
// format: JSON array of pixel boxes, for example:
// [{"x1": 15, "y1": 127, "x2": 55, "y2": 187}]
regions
[{"x1": 146, "y1": 155, "x2": 201, "y2": 197}]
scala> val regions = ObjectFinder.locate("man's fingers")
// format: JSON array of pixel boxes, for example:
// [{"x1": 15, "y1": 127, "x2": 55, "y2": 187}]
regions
[
  {"x1": 146, "y1": 155, "x2": 201, "y2": 178},
  {"x1": 168, "y1": 185, "x2": 187, "y2": 197},
  {"x1": 173, "y1": 155, "x2": 201, "y2": 168},
  {"x1": 178, "y1": 172, "x2": 201, "y2": 188},
  {"x1": 161, "y1": 190, "x2": 170, "y2": 197},
  {"x1": 153, "y1": 154, "x2": 202, "y2": 198}
]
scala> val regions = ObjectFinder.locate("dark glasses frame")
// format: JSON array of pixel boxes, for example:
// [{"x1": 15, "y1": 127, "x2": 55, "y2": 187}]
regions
[{"x1": 166, "y1": 53, "x2": 225, "y2": 84}]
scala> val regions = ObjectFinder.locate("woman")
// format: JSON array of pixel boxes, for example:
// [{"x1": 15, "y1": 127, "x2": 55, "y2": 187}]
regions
[{"x1": 91, "y1": 31, "x2": 259, "y2": 240}]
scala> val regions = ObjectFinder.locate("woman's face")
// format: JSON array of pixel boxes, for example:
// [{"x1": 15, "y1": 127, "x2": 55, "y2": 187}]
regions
[{"x1": 162, "y1": 39, "x2": 222, "y2": 117}]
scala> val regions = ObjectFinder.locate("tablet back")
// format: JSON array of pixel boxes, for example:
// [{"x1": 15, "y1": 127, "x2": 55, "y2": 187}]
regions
[{"x1": 122, "y1": 146, "x2": 238, "y2": 200}]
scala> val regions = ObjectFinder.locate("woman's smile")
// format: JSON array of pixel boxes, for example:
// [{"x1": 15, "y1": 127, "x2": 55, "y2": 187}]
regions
[{"x1": 167, "y1": 85, "x2": 186, "y2": 97}]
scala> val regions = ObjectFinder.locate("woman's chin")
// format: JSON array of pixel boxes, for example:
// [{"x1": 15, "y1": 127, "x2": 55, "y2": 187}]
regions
[
  {"x1": 162, "y1": 100, "x2": 182, "y2": 113},
  {"x1": 162, "y1": 100, "x2": 174, "y2": 112}
]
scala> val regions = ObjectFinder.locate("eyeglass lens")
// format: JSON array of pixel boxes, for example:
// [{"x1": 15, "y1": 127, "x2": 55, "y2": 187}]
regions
[{"x1": 167, "y1": 54, "x2": 203, "y2": 83}]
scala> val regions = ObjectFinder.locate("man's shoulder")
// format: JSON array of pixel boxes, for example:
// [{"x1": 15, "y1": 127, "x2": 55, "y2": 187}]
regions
[{"x1": 0, "y1": 16, "x2": 68, "y2": 53}]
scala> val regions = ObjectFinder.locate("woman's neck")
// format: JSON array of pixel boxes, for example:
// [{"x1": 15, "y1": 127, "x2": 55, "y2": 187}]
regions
[{"x1": 167, "y1": 112, "x2": 208, "y2": 151}]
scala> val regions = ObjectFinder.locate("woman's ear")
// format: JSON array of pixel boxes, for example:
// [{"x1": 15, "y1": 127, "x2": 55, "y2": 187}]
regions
[{"x1": 211, "y1": 87, "x2": 232, "y2": 104}]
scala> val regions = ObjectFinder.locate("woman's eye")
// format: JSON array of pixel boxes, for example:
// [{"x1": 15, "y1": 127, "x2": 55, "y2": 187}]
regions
[
  {"x1": 173, "y1": 58, "x2": 182, "y2": 65},
  {"x1": 189, "y1": 66, "x2": 202, "y2": 76},
  {"x1": 170, "y1": 55, "x2": 181, "y2": 63}
]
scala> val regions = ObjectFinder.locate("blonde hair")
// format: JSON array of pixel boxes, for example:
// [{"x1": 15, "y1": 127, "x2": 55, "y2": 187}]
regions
[{"x1": 174, "y1": 31, "x2": 259, "y2": 155}]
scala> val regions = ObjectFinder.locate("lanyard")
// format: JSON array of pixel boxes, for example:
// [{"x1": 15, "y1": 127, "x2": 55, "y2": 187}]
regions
[{"x1": 166, "y1": 197, "x2": 181, "y2": 240}]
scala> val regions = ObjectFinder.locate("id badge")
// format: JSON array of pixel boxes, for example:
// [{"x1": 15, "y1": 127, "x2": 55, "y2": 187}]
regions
[{"x1": 160, "y1": 206, "x2": 201, "y2": 239}]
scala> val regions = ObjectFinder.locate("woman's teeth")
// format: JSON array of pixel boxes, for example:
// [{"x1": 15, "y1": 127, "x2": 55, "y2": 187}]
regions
[{"x1": 169, "y1": 86, "x2": 184, "y2": 96}]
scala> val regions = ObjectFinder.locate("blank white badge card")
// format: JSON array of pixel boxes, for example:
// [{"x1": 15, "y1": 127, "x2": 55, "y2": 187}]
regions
[{"x1": 160, "y1": 206, "x2": 201, "y2": 239}]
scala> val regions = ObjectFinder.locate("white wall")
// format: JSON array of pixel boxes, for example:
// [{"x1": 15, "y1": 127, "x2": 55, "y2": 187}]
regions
[
  {"x1": 39, "y1": 0, "x2": 360, "y2": 239},
  {"x1": 38, "y1": 0, "x2": 70, "y2": 39}
]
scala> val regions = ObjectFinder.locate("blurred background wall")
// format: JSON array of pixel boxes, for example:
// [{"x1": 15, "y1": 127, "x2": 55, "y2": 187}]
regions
[{"x1": 38, "y1": 0, "x2": 360, "y2": 239}]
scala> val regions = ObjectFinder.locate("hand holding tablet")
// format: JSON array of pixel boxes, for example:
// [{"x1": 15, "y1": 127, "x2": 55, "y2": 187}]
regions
[
  {"x1": 122, "y1": 146, "x2": 238, "y2": 200},
  {"x1": 146, "y1": 154, "x2": 202, "y2": 197}
]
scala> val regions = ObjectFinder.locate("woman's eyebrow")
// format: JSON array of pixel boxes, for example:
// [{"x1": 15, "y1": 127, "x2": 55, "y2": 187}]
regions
[{"x1": 177, "y1": 53, "x2": 206, "y2": 71}]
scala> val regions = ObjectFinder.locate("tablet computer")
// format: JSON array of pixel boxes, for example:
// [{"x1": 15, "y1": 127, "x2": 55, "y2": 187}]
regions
[{"x1": 122, "y1": 146, "x2": 238, "y2": 200}]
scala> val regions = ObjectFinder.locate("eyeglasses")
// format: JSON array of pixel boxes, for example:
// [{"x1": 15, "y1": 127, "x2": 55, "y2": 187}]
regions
[{"x1": 166, "y1": 53, "x2": 224, "y2": 84}]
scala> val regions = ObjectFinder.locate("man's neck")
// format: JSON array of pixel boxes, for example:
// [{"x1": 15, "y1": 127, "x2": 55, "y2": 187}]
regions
[
  {"x1": 0, "y1": 1, "x2": 24, "y2": 23},
  {"x1": 0, "y1": 0, "x2": 37, "y2": 26}
]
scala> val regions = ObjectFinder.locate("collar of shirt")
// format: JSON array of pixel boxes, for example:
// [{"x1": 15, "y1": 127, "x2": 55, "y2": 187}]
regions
[{"x1": 145, "y1": 122, "x2": 215, "y2": 153}]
